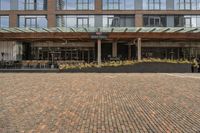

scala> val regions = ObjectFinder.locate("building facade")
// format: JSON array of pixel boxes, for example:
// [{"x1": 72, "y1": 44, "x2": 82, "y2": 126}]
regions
[{"x1": 0, "y1": 0, "x2": 200, "y2": 66}]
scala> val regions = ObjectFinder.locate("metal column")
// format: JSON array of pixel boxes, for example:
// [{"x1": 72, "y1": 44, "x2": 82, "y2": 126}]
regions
[
  {"x1": 137, "y1": 38, "x2": 142, "y2": 61},
  {"x1": 97, "y1": 39, "x2": 101, "y2": 65},
  {"x1": 112, "y1": 41, "x2": 117, "y2": 57}
]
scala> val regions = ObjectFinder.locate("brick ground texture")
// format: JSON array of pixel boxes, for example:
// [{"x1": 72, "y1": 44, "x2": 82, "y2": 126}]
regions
[{"x1": 0, "y1": 73, "x2": 200, "y2": 133}]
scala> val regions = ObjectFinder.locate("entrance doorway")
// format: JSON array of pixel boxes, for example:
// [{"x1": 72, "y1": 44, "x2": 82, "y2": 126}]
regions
[{"x1": 22, "y1": 42, "x2": 32, "y2": 60}]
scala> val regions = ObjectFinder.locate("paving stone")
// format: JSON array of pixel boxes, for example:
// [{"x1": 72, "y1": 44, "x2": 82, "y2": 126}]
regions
[{"x1": 0, "y1": 73, "x2": 200, "y2": 133}]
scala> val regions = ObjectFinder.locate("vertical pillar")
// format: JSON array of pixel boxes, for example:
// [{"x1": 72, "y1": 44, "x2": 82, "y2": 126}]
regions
[
  {"x1": 178, "y1": 48, "x2": 180, "y2": 60},
  {"x1": 137, "y1": 38, "x2": 142, "y2": 61},
  {"x1": 95, "y1": 0, "x2": 102, "y2": 13},
  {"x1": 9, "y1": 14, "x2": 17, "y2": 27},
  {"x1": 128, "y1": 45, "x2": 132, "y2": 60},
  {"x1": 47, "y1": 0, "x2": 56, "y2": 27},
  {"x1": 135, "y1": 14, "x2": 143, "y2": 27},
  {"x1": 112, "y1": 41, "x2": 117, "y2": 57},
  {"x1": 97, "y1": 39, "x2": 101, "y2": 65}
]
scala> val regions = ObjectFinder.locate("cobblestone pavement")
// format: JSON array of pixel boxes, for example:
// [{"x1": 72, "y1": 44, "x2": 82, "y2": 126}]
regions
[{"x1": 0, "y1": 73, "x2": 200, "y2": 133}]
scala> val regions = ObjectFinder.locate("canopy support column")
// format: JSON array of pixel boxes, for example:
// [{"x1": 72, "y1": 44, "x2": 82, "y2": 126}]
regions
[
  {"x1": 97, "y1": 39, "x2": 101, "y2": 66},
  {"x1": 128, "y1": 45, "x2": 132, "y2": 60},
  {"x1": 112, "y1": 41, "x2": 117, "y2": 57},
  {"x1": 137, "y1": 38, "x2": 142, "y2": 61}
]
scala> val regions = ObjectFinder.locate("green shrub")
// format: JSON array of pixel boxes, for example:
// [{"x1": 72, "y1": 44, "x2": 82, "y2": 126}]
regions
[{"x1": 59, "y1": 58, "x2": 191, "y2": 70}]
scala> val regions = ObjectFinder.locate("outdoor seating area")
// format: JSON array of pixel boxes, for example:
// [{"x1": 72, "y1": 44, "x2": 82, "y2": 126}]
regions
[
  {"x1": 21, "y1": 60, "x2": 49, "y2": 68},
  {"x1": 0, "y1": 61, "x2": 21, "y2": 69},
  {"x1": 0, "y1": 60, "x2": 89, "y2": 69}
]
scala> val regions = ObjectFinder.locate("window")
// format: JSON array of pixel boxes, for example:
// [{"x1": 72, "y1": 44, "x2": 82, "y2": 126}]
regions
[
  {"x1": 78, "y1": 0, "x2": 86, "y2": 10},
  {"x1": 143, "y1": 15, "x2": 167, "y2": 27},
  {"x1": 0, "y1": 16, "x2": 9, "y2": 27},
  {"x1": 174, "y1": 15, "x2": 200, "y2": 27},
  {"x1": 143, "y1": 0, "x2": 166, "y2": 10},
  {"x1": 150, "y1": 17, "x2": 161, "y2": 26},
  {"x1": 77, "y1": 17, "x2": 89, "y2": 27},
  {"x1": 18, "y1": 0, "x2": 47, "y2": 10},
  {"x1": 103, "y1": 0, "x2": 134, "y2": 10},
  {"x1": 185, "y1": 17, "x2": 192, "y2": 27},
  {"x1": 174, "y1": 0, "x2": 200, "y2": 10},
  {"x1": 19, "y1": 15, "x2": 47, "y2": 28},
  {"x1": 185, "y1": 0, "x2": 191, "y2": 9},
  {"x1": 191, "y1": 0, "x2": 197, "y2": 10},
  {"x1": 25, "y1": 17, "x2": 37, "y2": 28},
  {"x1": 108, "y1": 17, "x2": 120, "y2": 27},
  {"x1": 57, "y1": 0, "x2": 94, "y2": 10},
  {"x1": 56, "y1": 15, "x2": 94, "y2": 27},
  {"x1": 0, "y1": 0, "x2": 10, "y2": 10},
  {"x1": 191, "y1": 0, "x2": 200, "y2": 10},
  {"x1": 25, "y1": 0, "x2": 35, "y2": 10},
  {"x1": 198, "y1": 0, "x2": 200, "y2": 9},
  {"x1": 103, "y1": 15, "x2": 134, "y2": 27}
]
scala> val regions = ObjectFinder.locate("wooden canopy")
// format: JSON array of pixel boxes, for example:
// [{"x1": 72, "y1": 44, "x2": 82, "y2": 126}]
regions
[{"x1": 0, "y1": 27, "x2": 200, "y2": 42}]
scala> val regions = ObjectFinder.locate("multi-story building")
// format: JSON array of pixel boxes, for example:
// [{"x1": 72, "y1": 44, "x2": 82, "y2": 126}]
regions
[{"x1": 0, "y1": 0, "x2": 200, "y2": 66}]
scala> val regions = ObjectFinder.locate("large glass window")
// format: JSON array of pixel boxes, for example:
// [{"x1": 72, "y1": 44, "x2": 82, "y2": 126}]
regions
[
  {"x1": 174, "y1": 0, "x2": 200, "y2": 10},
  {"x1": 175, "y1": 15, "x2": 200, "y2": 27},
  {"x1": 0, "y1": 16, "x2": 9, "y2": 27},
  {"x1": 103, "y1": 15, "x2": 134, "y2": 27},
  {"x1": 143, "y1": 15, "x2": 167, "y2": 27},
  {"x1": 19, "y1": 15, "x2": 47, "y2": 28},
  {"x1": 57, "y1": 0, "x2": 94, "y2": 10},
  {"x1": 18, "y1": 0, "x2": 47, "y2": 10},
  {"x1": 102, "y1": 0, "x2": 134, "y2": 10},
  {"x1": 143, "y1": 0, "x2": 166, "y2": 10},
  {"x1": 198, "y1": 0, "x2": 200, "y2": 9},
  {"x1": 0, "y1": 0, "x2": 10, "y2": 10},
  {"x1": 56, "y1": 15, "x2": 95, "y2": 27}
]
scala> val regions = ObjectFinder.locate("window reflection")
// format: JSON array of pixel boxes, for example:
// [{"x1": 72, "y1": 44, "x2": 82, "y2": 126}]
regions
[
  {"x1": 0, "y1": 16, "x2": 9, "y2": 28},
  {"x1": 57, "y1": 0, "x2": 94, "y2": 10},
  {"x1": 102, "y1": 0, "x2": 134, "y2": 10},
  {"x1": 174, "y1": 0, "x2": 200, "y2": 10},
  {"x1": 103, "y1": 15, "x2": 135, "y2": 27},
  {"x1": 56, "y1": 15, "x2": 95, "y2": 27},
  {"x1": 0, "y1": 0, "x2": 10, "y2": 10},
  {"x1": 18, "y1": 0, "x2": 47, "y2": 10},
  {"x1": 19, "y1": 15, "x2": 47, "y2": 28},
  {"x1": 143, "y1": 15, "x2": 167, "y2": 27},
  {"x1": 143, "y1": 0, "x2": 166, "y2": 10},
  {"x1": 175, "y1": 15, "x2": 200, "y2": 27}
]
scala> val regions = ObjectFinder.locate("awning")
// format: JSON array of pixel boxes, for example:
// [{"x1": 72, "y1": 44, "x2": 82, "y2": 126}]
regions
[
  {"x1": 0, "y1": 27, "x2": 200, "y2": 33},
  {"x1": 0, "y1": 27, "x2": 200, "y2": 42}
]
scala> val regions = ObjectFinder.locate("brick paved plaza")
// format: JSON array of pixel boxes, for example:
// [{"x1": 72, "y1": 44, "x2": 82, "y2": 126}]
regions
[{"x1": 0, "y1": 73, "x2": 200, "y2": 133}]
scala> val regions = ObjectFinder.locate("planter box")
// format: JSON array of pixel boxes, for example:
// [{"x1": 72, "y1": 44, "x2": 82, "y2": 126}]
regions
[
  {"x1": 0, "y1": 62, "x2": 193, "y2": 73},
  {"x1": 61, "y1": 62, "x2": 192, "y2": 73}
]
